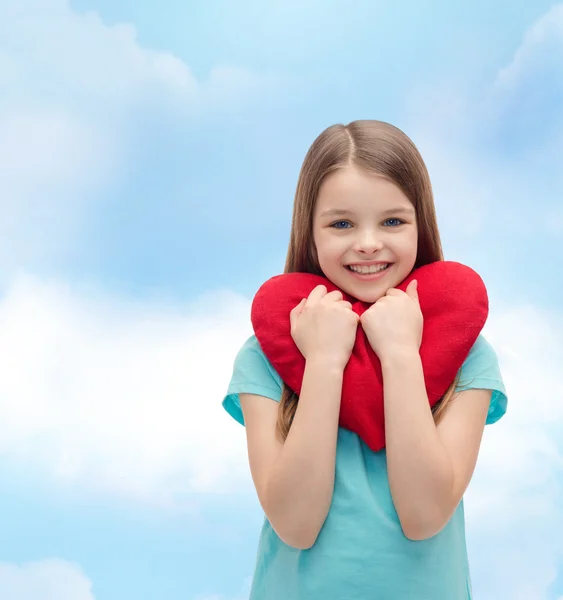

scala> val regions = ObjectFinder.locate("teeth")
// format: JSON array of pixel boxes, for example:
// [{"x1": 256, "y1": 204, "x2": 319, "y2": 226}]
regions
[{"x1": 348, "y1": 263, "x2": 389, "y2": 274}]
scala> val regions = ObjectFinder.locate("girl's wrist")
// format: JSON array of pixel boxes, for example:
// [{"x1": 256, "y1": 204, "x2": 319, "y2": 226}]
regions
[
  {"x1": 305, "y1": 354, "x2": 347, "y2": 375},
  {"x1": 379, "y1": 344, "x2": 421, "y2": 370}
]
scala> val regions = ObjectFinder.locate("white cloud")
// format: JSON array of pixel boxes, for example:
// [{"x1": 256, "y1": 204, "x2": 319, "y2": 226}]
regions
[
  {"x1": 495, "y1": 4, "x2": 563, "y2": 91},
  {"x1": 0, "y1": 110, "x2": 114, "y2": 273},
  {"x1": 0, "y1": 0, "x2": 278, "y2": 278},
  {"x1": 0, "y1": 1, "x2": 196, "y2": 108},
  {"x1": 487, "y1": 2, "x2": 563, "y2": 171},
  {"x1": 403, "y1": 3, "x2": 563, "y2": 248},
  {"x1": 464, "y1": 303, "x2": 563, "y2": 599},
  {"x1": 1, "y1": 268, "x2": 562, "y2": 600},
  {"x1": 0, "y1": 559, "x2": 94, "y2": 600},
  {"x1": 0, "y1": 272, "x2": 254, "y2": 508},
  {"x1": 0, "y1": 0, "x2": 184, "y2": 275}
]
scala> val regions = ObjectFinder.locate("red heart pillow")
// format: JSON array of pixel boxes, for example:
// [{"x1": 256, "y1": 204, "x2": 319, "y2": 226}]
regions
[{"x1": 251, "y1": 261, "x2": 488, "y2": 452}]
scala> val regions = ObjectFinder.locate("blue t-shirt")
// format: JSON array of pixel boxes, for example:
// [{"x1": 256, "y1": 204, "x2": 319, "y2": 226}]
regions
[{"x1": 223, "y1": 335, "x2": 507, "y2": 600}]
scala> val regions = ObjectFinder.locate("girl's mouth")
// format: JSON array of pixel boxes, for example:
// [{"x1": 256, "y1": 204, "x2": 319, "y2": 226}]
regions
[{"x1": 346, "y1": 263, "x2": 391, "y2": 275}]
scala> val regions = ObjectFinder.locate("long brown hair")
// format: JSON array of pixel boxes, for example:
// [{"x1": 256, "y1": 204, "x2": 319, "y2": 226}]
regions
[{"x1": 277, "y1": 120, "x2": 458, "y2": 443}]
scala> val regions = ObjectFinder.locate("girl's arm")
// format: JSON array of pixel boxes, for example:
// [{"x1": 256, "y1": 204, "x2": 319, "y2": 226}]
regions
[
  {"x1": 240, "y1": 357, "x2": 343, "y2": 550},
  {"x1": 382, "y1": 348, "x2": 490, "y2": 541}
]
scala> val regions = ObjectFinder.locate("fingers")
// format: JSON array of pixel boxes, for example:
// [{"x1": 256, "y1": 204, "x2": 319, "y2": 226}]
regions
[
  {"x1": 324, "y1": 290, "x2": 344, "y2": 302},
  {"x1": 385, "y1": 288, "x2": 402, "y2": 296},
  {"x1": 307, "y1": 284, "x2": 328, "y2": 304},
  {"x1": 290, "y1": 287, "x2": 358, "y2": 333},
  {"x1": 292, "y1": 287, "x2": 354, "y2": 316},
  {"x1": 291, "y1": 285, "x2": 332, "y2": 328},
  {"x1": 385, "y1": 280, "x2": 419, "y2": 301},
  {"x1": 307, "y1": 286, "x2": 344, "y2": 305}
]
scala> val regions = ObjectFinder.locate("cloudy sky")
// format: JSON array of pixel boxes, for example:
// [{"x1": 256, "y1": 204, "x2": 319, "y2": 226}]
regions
[{"x1": 0, "y1": 0, "x2": 562, "y2": 598}]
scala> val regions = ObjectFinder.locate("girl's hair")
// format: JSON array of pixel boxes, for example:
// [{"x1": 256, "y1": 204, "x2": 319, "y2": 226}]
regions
[{"x1": 277, "y1": 120, "x2": 458, "y2": 443}]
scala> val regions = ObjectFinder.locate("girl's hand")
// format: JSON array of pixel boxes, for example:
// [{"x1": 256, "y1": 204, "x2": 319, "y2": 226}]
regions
[
  {"x1": 290, "y1": 285, "x2": 360, "y2": 370},
  {"x1": 360, "y1": 280, "x2": 423, "y2": 360}
]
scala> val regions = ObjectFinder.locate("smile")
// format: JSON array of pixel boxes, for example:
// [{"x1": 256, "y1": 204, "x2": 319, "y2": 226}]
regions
[{"x1": 346, "y1": 263, "x2": 390, "y2": 274}]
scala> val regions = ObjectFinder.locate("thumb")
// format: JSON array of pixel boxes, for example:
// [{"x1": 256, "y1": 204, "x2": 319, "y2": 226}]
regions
[{"x1": 406, "y1": 279, "x2": 419, "y2": 302}]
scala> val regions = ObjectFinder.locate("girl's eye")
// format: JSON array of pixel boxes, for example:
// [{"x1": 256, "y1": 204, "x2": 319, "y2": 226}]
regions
[
  {"x1": 331, "y1": 220, "x2": 352, "y2": 229},
  {"x1": 383, "y1": 218, "x2": 404, "y2": 227}
]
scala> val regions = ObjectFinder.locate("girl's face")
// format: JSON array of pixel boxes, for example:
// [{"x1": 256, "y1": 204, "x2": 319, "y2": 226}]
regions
[{"x1": 312, "y1": 165, "x2": 418, "y2": 304}]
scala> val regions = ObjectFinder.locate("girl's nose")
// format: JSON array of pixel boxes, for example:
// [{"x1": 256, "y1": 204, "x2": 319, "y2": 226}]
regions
[{"x1": 354, "y1": 232, "x2": 383, "y2": 255}]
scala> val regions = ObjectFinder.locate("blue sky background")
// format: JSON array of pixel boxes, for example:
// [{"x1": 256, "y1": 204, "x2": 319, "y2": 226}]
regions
[{"x1": 0, "y1": 1, "x2": 562, "y2": 599}]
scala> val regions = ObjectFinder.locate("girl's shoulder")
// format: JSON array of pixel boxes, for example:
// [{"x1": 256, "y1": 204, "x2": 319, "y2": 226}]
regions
[
  {"x1": 461, "y1": 334, "x2": 502, "y2": 378},
  {"x1": 233, "y1": 335, "x2": 279, "y2": 380},
  {"x1": 223, "y1": 336, "x2": 283, "y2": 426},
  {"x1": 458, "y1": 334, "x2": 508, "y2": 425},
  {"x1": 223, "y1": 334, "x2": 507, "y2": 426}
]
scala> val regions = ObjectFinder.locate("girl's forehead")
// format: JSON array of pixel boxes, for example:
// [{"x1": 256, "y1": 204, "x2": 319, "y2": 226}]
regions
[{"x1": 316, "y1": 169, "x2": 412, "y2": 215}]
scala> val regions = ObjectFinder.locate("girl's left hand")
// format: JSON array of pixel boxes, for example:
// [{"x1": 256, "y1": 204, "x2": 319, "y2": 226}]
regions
[{"x1": 360, "y1": 280, "x2": 423, "y2": 360}]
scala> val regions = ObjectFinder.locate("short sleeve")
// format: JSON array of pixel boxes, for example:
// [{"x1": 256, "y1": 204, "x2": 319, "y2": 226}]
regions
[
  {"x1": 222, "y1": 335, "x2": 283, "y2": 426},
  {"x1": 455, "y1": 335, "x2": 508, "y2": 425}
]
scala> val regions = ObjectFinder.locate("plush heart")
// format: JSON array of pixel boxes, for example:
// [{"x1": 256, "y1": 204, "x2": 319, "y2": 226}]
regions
[{"x1": 251, "y1": 261, "x2": 489, "y2": 452}]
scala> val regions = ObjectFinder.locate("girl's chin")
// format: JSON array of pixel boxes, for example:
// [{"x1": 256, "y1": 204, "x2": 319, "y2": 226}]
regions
[
  {"x1": 344, "y1": 279, "x2": 399, "y2": 304},
  {"x1": 338, "y1": 284, "x2": 388, "y2": 304},
  {"x1": 354, "y1": 291, "x2": 386, "y2": 304},
  {"x1": 327, "y1": 266, "x2": 407, "y2": 303}
]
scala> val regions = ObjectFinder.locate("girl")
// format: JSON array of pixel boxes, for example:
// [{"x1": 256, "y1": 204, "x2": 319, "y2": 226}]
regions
[{"x1": 223, "y1": 120, "x2": 507, "y2": 599}]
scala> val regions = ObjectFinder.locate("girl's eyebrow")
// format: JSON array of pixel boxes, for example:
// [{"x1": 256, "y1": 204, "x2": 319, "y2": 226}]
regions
[
  {"x1": 319, "y1": 206, "x2": 415, "y2": 218},
  {"x1": 319, "y1": 208, "x2": 354, "y2": 218},
  {"x1": 380, "y1": 206, "x2": 416, "y2": 217}
]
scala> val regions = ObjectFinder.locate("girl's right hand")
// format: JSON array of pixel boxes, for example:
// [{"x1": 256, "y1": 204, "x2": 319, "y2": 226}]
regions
[{"x1": 289, "y1": 285, "x2": 360, "y2": 370}]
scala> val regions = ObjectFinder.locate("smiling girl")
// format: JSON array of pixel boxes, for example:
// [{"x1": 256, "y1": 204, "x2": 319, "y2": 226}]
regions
[{"x1": 223, "y1": 120, "x2": 507, "y2": 599}]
